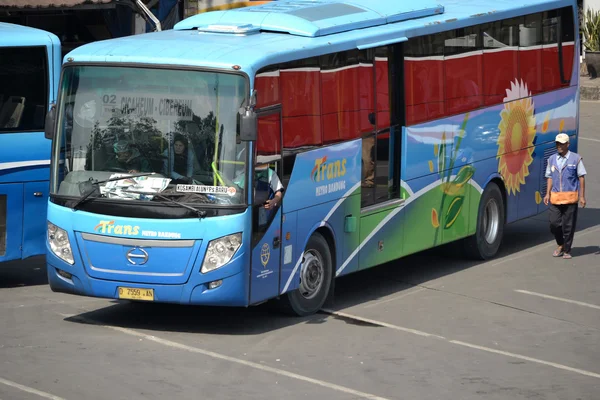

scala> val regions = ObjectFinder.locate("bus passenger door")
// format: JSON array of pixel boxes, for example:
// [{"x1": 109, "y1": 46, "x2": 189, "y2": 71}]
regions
[
  {"x1": 249, "y1": 111, "x2": 283, "y2": 305},
  {"x1": 22, "y1": 181, "x2": 50, "y2": 258},
  {"x1": 0, "y1": 183, "x2": 24, "y2": 262}
]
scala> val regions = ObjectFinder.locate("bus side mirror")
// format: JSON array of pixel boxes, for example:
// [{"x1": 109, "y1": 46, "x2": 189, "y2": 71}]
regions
[
  {"x1": 45, "y1": 104, "x2": 56, "y2": 140},
  {"x1": 239, "y1": 111, "x2": 257, "y2": 142}
]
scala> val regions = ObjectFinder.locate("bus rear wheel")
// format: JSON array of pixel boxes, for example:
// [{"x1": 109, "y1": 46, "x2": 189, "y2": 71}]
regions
[
  {"x1": 463, "y1": 182, "x2": 505, "y2": 260},
  {"x1": 280, "y1": 232, "x2": 333, "y2": 316}
]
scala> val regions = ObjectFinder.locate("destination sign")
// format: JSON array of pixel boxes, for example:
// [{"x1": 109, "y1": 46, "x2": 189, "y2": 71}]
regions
[{"x1": 100, "y1": 92, "x2": 195, "y2": 121}]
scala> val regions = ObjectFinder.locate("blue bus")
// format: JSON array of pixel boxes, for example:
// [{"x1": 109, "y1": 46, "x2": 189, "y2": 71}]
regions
[
  {"x1": 45, "y1": 0, "x2": 579, "y2": 316},
  {"x1": 0, "y1": 23, "x2": 60, "y2": 263}
]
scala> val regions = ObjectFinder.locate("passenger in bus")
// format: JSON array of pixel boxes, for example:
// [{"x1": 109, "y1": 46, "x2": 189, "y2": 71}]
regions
[
  {"x1": 104, "y1": 139, "x2": 152, "y2": 173},
  {"x1": 362, "y1": 136, "x2": 375, "y2": 188},
  {"x1": 85, "y1": 133, "x2": 116, "y2": 171},
  {"x1": 162, "y1": 134, "x2": 195, "y2": 183},
  {"x1": 233, "y1": 159, "x2": 284, "y2": 210},
  {"x1": 256, "y1": 163, "x2": 284, "y2": 210}
]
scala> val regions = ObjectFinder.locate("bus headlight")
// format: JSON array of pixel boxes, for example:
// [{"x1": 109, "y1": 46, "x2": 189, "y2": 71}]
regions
[
  {"x1": 201, "y1": 233, "x2": 242, "y2": 273},
  {"x1": 48, "y1": 222, "x2": 74, "y2": 265}
]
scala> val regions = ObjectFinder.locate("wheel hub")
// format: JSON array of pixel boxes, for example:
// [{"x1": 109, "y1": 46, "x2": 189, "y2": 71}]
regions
[
  {"x1": 299, "y1": 250, "x2": 324, "y2": 300},
  {"x1": 483, "y1": 198, "x2": 499, "y2": 244}
]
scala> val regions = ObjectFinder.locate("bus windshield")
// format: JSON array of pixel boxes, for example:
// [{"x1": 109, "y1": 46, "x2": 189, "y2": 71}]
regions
[{"x1": 51, "y1": 66, "x2": 248, "y2": 208}]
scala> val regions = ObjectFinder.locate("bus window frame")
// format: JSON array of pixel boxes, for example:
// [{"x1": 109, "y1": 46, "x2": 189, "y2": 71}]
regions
[
  {"x1": 49, "y1": 62, "x2": 252, "y2": 217},
  {"x1": 361, "y1": 43, "x2": 404, "y2": 210},
  {"x1": 251, "y1": 106, "x2": 283, "y2": 248}
]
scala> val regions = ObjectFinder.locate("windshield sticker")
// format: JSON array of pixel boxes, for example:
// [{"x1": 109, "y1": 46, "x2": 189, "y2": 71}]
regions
[
  {"x1": 176, "y1": 184, "x2": 237, "y2": 196},
  {"x1": 100, "y1": 174, "x2": 171, "y2": 201}
]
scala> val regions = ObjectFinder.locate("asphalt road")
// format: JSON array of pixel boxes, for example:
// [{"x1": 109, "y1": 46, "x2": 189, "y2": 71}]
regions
[{"x1": 1, "y1": 102, "x2": 599, "y2": 400}]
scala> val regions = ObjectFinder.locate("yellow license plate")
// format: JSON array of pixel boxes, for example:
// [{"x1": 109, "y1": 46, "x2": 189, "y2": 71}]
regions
[{"x1": 118, "y1": 287, "x2": 154, "y2": 301}]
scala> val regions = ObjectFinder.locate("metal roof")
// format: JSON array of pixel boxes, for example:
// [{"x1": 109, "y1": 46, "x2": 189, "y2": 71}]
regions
[
  {"x1": 174, "y1": 0, "x2": 445, "y2": 37},
  {"x1": 0, "y1": 0, "x2": 112, "y2": 8}
]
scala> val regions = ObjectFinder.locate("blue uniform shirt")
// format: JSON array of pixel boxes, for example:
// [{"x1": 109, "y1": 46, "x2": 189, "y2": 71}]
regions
[{"x1": 545, "y1": 151, "x2": 586, "y2": 178}]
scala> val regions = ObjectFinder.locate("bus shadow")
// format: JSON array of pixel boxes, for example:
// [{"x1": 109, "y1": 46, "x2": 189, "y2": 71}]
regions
[
  {"x1": 0, "y1": 256, "x2": 48, "y2": 289},
  {"x1": 64, "y1": 208, "x2": 600, "y2": 335},
  {"x1": 63, "y1": 300, "x2": 323, "y2": 335},
  {"x1": 331, "y1": 207, "x2": 600, "y2": 310}
]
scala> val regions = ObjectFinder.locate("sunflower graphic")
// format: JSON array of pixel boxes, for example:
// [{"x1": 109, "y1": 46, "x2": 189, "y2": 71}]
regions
[{"x1": 497, "y1": 80, "x2": 536, "y2": 195}]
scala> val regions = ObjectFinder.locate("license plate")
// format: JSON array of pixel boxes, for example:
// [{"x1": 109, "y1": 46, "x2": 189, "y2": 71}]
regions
[{"x1": 118, "y1": 287, "x2": 154, "y2": 301}]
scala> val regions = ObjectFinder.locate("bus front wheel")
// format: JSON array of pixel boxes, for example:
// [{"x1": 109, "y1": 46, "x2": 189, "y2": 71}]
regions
[
  {"x1": 280, "y1": 232, "x2": 333, "y2": 316},
  {"x1": 463, "y1": 182, "x2": 505, "y2": 260}
]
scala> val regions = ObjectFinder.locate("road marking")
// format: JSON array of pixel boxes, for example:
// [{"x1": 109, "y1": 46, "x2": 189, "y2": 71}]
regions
[
  {"x1": 492, "y1": 226, "x2": 600, "y2": 267},
  {"x1": 363, "y1": 288, "x2": 426, "y2": 309},
  {"x1": 2, "y1": 298, "x2": 105, "y2": 310},
  {"x1": 323, "y1": 310, "x2": 446, "y2": 339},
  {"x1": 0, "y1": 377, "x2": 66, "y2": 400},
  {"x1": 59, "y1": 314, "x2": 388, "y2": 400},
  {"x1": 321, "y1": 310, "x2": 600, "y2": 380},
  {"x1": 449, "y1": 340, "x2": 600, "y2": 379},
  {"x1": 515, "y1": 290, "x2": 600, "y2": 310},
  {"x1": 579, "y1": 137, "x2": 600, "y2": 143}
]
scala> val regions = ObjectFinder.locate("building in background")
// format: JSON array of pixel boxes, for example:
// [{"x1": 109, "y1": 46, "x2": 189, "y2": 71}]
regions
[
  {"x1": 0, "y1": 0, "x2": 181, "y2": 56},
  {"x1": 183, "y1": 0, "x2": 271, "y2": 18},
  {"x1": 584, "y1": 0, "x2": 598, "y2": 11}
]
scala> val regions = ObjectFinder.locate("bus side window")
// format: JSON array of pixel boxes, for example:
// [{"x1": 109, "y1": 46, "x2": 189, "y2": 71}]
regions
[
  {"x1": 481, "y1": 17, "x2": 521, "y2": 106},
  {"x1": 256, "y1": 113, "x2": 281, "y2": 157},
  {"x1": 362, "y1": 45, "x2": 401, "y2": 207},
  {"x1": 404, "y1": 34, "x2": 445, "y2": 125},
  {"x1": 255, "y1": 112, "x2": 283, "y2": 218},
  {"x1": 0, "y1": 46, "x2": 47, "y2": 132},
  {"x1": 519, "y1": 12, "x2": 543, "y2": 94},
  {"x1": 558, "y1": 6, "x2": 575, "y2": 85},
  {"x1": 444, "y1": 26, "x2": 483, "y2": 115},
  {"x1": 253, "y1": 160, "x2": 283, "y2": 230},
  {"x1": 280, "y1": 57, "x2": 322, "y2": 148}
]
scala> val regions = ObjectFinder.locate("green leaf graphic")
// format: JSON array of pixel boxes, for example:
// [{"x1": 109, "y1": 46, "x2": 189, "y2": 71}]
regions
[
  {"x1": 444, "y1": 196, "x2": 464, "y2": 229},
  {"x1": 400, "y1": 186, "x2": 411, "y2": 200},
  {"x1": 452, "y1": 165, "x2": 475, "y2": 187},
  {"x1": 454, "y1": 113, "x2": 469, "y2": 152},
  {"x1": 438, "y1": 133, "x2": 446, "y2": 177}
]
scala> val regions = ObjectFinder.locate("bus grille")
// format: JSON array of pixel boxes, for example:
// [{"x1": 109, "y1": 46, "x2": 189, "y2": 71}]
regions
[{"x1": 0, "y1": 195, "x2": 6, "y2": 256}]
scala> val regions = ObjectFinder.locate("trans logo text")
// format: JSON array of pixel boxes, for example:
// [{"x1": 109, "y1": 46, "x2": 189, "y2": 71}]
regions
[{"x1": 311, "y1": 156, "x2": 347, "y2": 197}]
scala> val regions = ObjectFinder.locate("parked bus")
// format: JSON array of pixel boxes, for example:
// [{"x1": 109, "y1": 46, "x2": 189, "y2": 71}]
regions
[
  {"x1": 0, "y1": 23, "x2": 60, "y2": 263},
  {"x1": 45, "y1": 0, "x2": 579, "y2": 316}
]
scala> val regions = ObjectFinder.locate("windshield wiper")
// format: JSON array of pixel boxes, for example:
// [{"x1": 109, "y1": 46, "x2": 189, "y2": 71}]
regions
[
  {"x1": 122, "y1": 189, "x2": 207, "y2": 218},
  {"x1": 72, "y1": 172, "x2": 156, "y2": 210}
]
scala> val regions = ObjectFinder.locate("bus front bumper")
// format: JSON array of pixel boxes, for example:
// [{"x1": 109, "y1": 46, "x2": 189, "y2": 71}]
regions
[{"x1": 47, "y1": 260, "x2": 250, "y2": 307}]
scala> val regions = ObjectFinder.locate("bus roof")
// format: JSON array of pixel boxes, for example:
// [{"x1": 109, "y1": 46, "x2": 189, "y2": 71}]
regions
[
  {"x1": 0, "y1": 22, "x2": 58, "y2": 47},
  {"x1": 174, "y1": 0, "x2": 445, "y2": 37},
  {"x1": 64, "y1": 0, "x2": 575, "y2": 77}
]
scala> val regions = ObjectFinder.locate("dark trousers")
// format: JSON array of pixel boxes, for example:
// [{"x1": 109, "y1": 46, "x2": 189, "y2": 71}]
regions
[{"x1": 549, "y1": 203, "x2": 579, "y2": 253}]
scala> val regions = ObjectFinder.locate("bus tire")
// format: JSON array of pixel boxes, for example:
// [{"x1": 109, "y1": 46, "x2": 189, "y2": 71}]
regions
[
  {"x1": 463, "y1": 182, "x2": 504, "y2": 260},
  {"x1": 279, "y1": 232, "x2": 333, "y2": 317}
]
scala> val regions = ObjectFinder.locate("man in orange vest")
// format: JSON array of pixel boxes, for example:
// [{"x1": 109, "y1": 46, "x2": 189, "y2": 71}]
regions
[{"x1": 543, "y1": 133, "x2": 587, "y2": 259}]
